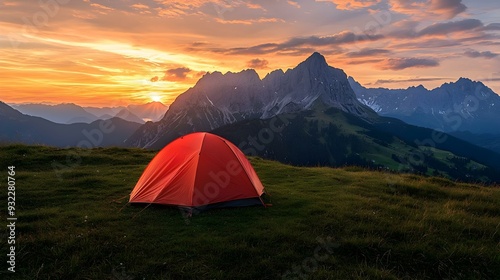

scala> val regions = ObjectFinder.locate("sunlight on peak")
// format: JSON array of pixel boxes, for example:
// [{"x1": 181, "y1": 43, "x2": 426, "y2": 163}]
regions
[{"x1": 150, "y1": 93, "x2": 162, "y2": 102}]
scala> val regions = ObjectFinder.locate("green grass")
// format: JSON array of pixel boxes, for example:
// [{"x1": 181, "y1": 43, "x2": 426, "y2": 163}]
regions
[{"x1": 0, "y1": 145, "x2": 499, "y2": 279}]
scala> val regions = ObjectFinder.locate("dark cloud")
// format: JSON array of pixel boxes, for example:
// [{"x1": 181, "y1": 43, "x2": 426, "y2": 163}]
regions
[
  {"x1": 162, "y1": 67, "x2": 191, "y2": 81},
  {"x1": 150, "y1": 76, "x2": 159, "y2": 82},
  {"x1": 276, "y1": 47, "x2": 319, "y2": 56},
  {"x1": 347, "y1": 59, "x2": 385, "y2": 65},
  {"x1": 464, "y1": 50, "x2": 498, "y2": 59},
  {"x1": 191, "y1": 41, "x2": 209, "y2": 47},
  {"x1": 389, "y1": 0, "x2": 466, "y2": 20},
  {"x1": 346, "y1": 48, "x2": 390, "y2": 58},
  {"x1": 214, "y1": 31, "x2": 384, "y2": 55},
  {"x1": 380, "y1": 58, "x2": 440, "y2": 70},
  {"x1": 391, "y1": 38, "x2": 459, "y2": 49},
  {"x1": 387, "y1": 19, "x2": 489, "y2": 41},
  {"x1": 418, "y1": 19, "x2": 482, "y2": 36},
  {"x1": 375, "y1": 77, "x2": 448, "y2": 85},
  {"x1": 201, "y1": 18, "x2": 493, "y2": 59},
  {"x1": 281, "y1": 32, "x2": 384, "y2": 48},
  {"x1": 483, "y1": 23, "x2": 500, "y2": 31},
  {"x1": 247, "y1": 58, "x2": 269, "y2": 69},
  {"x1": 224, "y1": 43, "x2": 279, "y2": 55}
]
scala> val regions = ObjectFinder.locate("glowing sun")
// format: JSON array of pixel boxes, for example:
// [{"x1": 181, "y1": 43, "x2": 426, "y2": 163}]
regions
[{"x1": 150, "y1": 93, "x2": 162, "y2": 102}]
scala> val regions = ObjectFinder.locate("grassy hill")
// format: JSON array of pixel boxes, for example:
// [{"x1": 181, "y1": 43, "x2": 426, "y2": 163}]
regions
[{"x1": 1, "y1": 145, "x2": 499, "y2": 279}]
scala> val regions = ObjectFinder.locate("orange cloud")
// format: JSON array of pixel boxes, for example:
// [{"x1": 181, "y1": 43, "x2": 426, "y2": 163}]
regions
[
  {"x1": 247, "y1": 58, "x2": 269, "y2": 69},
  {"x1": 317, "y1": 0, "x2": 381, "y2": 10},
  {"x1": 287, "y1": 1, "x2": 301, "y2": 9},
  {"x1": 215, "y1": 17, "x2": 284, "y2": 25},
  {"x1": 246, "y1": 3, "x2": 264, "y2": 10},
  {"x1": 2, "y1": 1, "x2": 19, "y2": 6},
  {"x1": 131, "y1": 3, "x2": 149, "y2": 10},
  {"x1": 90, "y1": 3, "x2": 114, "y2": 11}
]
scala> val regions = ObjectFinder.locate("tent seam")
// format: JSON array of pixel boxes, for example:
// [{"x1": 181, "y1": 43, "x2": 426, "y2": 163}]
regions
[
  {"x1": 218, "y1": 136, "x2": 264, "y2": 202},
  {"x1": 190, "y1": 133, "x2": 207, "y2": 206}
]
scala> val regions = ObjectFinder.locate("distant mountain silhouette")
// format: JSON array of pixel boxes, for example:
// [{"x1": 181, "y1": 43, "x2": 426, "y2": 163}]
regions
[
  {"x1": 12, "y1": 103, "x2": 100, "y2": 124},
  {"x1": 11, "y1": 101, "x2": 168, "y2": 125},
  {"x1": 351, "y1": 77, "x2": 500, "y2": 134},
  {"x1": 0, "y1": 102, "x2": 141, "y2": 147},
  {"x1": 83, "y1": 106, "x2": 126, "y2": 120},
  {"x1": 83, "y1": 102, "x2": 168, "y2": 123},
  {"x1": 114, "y1": 109, "x2": 145, "y2": 124},
  {"x1": 127, "y1": 102, "x2": 168, "y2": 122}
]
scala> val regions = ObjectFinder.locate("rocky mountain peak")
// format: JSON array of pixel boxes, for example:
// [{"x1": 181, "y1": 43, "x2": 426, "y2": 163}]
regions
[
  {"x1": 225, "y1": 69, "x2": 261, "y2": 81},
  {"x1": 304, "y1": 52, "x2": 327, "y2": 66},
  {"x1": 294, "y1": 52, "x2": 330, "y2": 75},
  {"x1": 194, "y1": 71, "x2": 224, "y2": 87},
  {"x1": 126, "y1": 52, "x2": 375, "y2": 148},
  {"x1": 263, "y1": 69, "x2": 285, "y2": 82},
  {"x1": 456, "y1": 77, "x2": 474, "y2": 84},
  {"x1": 193, "y1": 69, "x2": 261, "y2": 91},
  {"x1": 408, "y1": 85, "x2": 427, "y2": 91},
  {"x1": 438, "y1": 77, "x2": 486, "y2": 95}
]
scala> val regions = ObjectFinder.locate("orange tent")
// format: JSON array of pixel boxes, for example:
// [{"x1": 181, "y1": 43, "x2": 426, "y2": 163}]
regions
[{"x1": 129, "y1": 132, "x2": 265, "y2": 209}]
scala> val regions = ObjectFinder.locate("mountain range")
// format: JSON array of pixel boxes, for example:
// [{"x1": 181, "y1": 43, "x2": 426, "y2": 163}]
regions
[
  {"x1": 351, "y1": 77, "x2": 500, "y2": 134},
  {"x1": 0, "y1": 102, "x2": 142, "y2": 147},
  {"x1": 350, "y1": 76, "x2": 500, "y2": 154},
  {"x1": 11, "y1": 101, "x2": 168, "y2": 124},
  {"x1": 124, "y1": 52, "x2": 500, "y2": 182},
  {"x1": 2, "y1": 52, "x2": 500, "y2": 182},
  {"x1": 125, "y1": 52, "x2": 374, "y2": 148}
]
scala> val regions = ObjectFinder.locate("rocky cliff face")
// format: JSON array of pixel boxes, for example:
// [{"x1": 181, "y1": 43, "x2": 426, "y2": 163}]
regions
[
  {"x1": 125, "y1": 52, "x2": 375, "y2": 148},
  {"x1": 260, "y1": 52, "x2": 371, "y2": 118}
]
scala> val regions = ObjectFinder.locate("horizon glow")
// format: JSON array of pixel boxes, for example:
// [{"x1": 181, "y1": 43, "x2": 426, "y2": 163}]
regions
[{"x1": 1, "y1": 0, "x2": 499, "y2": 106}]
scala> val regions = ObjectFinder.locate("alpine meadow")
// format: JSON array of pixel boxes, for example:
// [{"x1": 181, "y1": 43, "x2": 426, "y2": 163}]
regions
[{"x1": 0, "y1": 145, "x2": 499, "y2": 279}]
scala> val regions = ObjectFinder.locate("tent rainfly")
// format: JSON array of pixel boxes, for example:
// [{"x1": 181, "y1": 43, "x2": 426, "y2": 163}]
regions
[{"x1": 129, "y1": 132, "x2": 266, "y2": 210}]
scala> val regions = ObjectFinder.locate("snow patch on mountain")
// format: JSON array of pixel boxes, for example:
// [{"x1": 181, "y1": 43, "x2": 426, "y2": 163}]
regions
[{"x1": 349, "y1": 77, "x2": 500, "y2": 134}]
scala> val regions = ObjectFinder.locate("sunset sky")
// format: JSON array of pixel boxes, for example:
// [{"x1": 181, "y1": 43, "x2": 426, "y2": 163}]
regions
[{"x1": 1, "y1": 0, "x2": 499, "y2": 106}]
